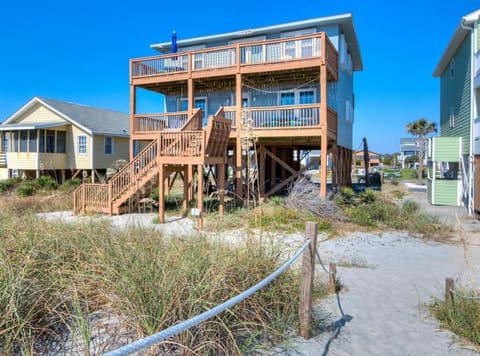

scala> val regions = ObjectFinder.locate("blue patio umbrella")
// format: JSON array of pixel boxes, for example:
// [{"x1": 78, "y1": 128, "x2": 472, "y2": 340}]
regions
[{"x1": 171, "y1": 30, "x2": 177, "y2": 53}]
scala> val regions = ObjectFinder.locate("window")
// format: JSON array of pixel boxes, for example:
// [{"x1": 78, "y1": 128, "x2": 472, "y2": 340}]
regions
[
  {"x1": 104, "y1": 136, "x2": 114, "y2": 155},
  {"x1": 280, "y1": 92, "x2": 295, "y2": 105},
  {"x1": 46, "y1": 130, "x2": 55, "y2": 153},
  {"x1": 301, "y1": 39, "x2": 313, "y2": 58},
  {"x1": 299, "y1": 90, "x2": 314, "y2": 104},
  {"x1": 194, "y1": 97, "x2": 207, "y2": 125},
  {"x1": 56, "y1": 131, "x2": 66, "y2": 153},
  {"x1": 180, "y1": 98, "x2": 188, "y2": 111},
  {"x1": 279, "y1": 90, "x2": 315, "y2": 106},
  {"x1": 29, "y1": 131, "x2": 37, "y2": 152},
  {"x1": 77, "y1": 135, "x2": 87, "y2": 154},
  {"x1": 20, "y1": 131, "x2": 28, "y2": 152},
  {"x1": 284, "y1": 41, "x2": 296, "y2": 59},
  {"x1": 449, "y1": 107, "x2": 455, "y2": 127}
]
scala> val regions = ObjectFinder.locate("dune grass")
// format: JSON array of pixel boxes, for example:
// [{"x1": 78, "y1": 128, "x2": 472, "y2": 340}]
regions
[
  {"x1": 431, "y1": 293, "x2": 480, "y2": 346},
  {"x1": 0, "y1": 202, "x2": 312, "y2": 354}
]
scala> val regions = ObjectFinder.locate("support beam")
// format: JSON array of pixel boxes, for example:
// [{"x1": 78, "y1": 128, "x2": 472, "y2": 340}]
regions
[
  {"x1": 259, "y1": 145, "x2": 266, "y2": 200},
  {"x1": 218, "y1": 163, "x2": 225, "y2": 216},
  {"x1": 320, "y1": 62, "x2": 328, "y2": 198},
  {"x1": 197, "y1": 164, "x2": 204, "y2": 230},
  {"x1": 159, "y1": 164, "x2": 165, "y2": 223},
  {"x1": 188, "y1": 78, "x2": 193, "y2": 117},
  {"x1": 183, "y1": 165, "x2": 188, "y2": 210},
  {"x1": 129, "y1": 85, "x2": 136, "y2": 161}
]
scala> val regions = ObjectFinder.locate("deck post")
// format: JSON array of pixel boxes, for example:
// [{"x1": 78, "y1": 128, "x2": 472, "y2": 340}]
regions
[
  {"x1": 235, "y1": 72, "x2": 243, "y2": 199},
  {"x1": 159, "y1": 164, "x2": 165, "y2": 223},
  {"x1": 129, "y1": 84, "x2": 136, "y2": 161},
  {"x1": 183, "y1": 165, "x2": 188, "y2": 210},
  {"x1": 188, "y1": 165, "x2": 194, "y2": 202},
  {"x1": 218, "y1": 163, "x2": 225, "y2": 216},
  {"x1": 235, "y1": 134, "x2": 243, "y2": 199},
  {"x1": 320, "y1": 62, "x2": 328, "y2": 198},
  {"x1": 197, "y1": 164, "x2": 204, "y2": 230},
  {"x1": 188, "y1": 78, "x2": 193, "y2": 118},
  {"x1": 259, "y1": 146, "x2": 265, "y2": 200}
]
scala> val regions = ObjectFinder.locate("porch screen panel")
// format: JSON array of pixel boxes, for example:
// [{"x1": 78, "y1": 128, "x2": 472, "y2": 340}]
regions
[
  {"x1": 57, "y1": 131, "x2": 66, "y2": 153},
  {"x1": 13, "y1": 132, "x2": 18, "y2": 152},
  {"x1": 46, "y1": 130, "x2": 55, "y2": 153},
  {"x1": 29, "y1": 131, "x2": 37, "y2": 152},
  {"x1": 39, "y1": 130, "x2": 45, "y2": 153},
  {"x1": 20, "y1": 130, "x2": 28, "y2": 152}
]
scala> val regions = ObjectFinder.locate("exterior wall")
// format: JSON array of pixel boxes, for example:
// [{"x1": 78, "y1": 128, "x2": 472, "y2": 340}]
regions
[
  {"x1": 13, "y1": 104, "x2": 66, "y2": 125},
  {"x1": 439, "y1": 34, "x2": 471, "y2": 155},
  {"x1": 0, "y1": 168, "x2": 8, "y2": 180},
  {"x1": 428, "y1": 179, "x2": 462, "y2": 206},
  {"x1": 430, "y1": 137, "x2": 462, "y2": 161},
  {"x1": 39, "y1": 153, "x2": 68, "y2": 170},
  {"x1": 5, "y1": 152, "x2": 38, "y2": 170},
  {"x1": 67, "y1": 125, "x2": 91, "y2": 170},
  {"x1": 92, "y1": 136, "x2": 130, "y2": 168}
]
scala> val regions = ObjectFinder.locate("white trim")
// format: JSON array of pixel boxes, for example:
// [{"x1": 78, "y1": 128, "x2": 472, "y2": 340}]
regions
[
  {"x1": 2, "y1": 97, "x2": 93, "y2": 135},
  {"x1": 77, "y1": 134, "x2": 87, "y2": 155}
]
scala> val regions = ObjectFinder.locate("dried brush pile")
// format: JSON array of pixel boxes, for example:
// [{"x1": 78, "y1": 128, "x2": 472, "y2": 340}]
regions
[{"x1": 283, "y1": 177, "x2": 347, "y2": 222}]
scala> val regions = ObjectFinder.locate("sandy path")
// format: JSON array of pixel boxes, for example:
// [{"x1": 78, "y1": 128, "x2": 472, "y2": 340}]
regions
[{"x1": 287, "y1": 231, "x2": 480, "y2": 356}]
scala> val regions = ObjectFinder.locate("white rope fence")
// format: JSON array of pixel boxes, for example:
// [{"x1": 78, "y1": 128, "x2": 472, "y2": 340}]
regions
[{"x1": 103, "y1": 240, "x2": 311, "y2": 356}]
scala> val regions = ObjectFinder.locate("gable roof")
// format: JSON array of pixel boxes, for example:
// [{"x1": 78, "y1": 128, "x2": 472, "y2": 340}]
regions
[
  {"x1": 2, "y1": 97, "x2": 130, "y2": 137},
  {"x1": 433, "y1": 9, "x2": 480, "y2": 77},
  {"x1": 150, "y1": 13, "x2": 363, "y2": 71}
]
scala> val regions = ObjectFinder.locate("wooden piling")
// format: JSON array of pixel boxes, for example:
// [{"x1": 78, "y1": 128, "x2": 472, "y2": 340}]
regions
[{"x1": 299, "y1": 222, "x2": 318, "y2": 339}]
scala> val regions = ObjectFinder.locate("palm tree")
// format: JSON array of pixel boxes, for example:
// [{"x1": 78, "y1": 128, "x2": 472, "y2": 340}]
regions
[{"x1": 406, "y1": 118, "x2": 437, "y2": 184}]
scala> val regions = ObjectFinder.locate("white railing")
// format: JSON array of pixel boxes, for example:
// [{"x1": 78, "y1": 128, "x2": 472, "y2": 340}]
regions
[
  {"x1": 244, "y1": 105, "x2": 320, "y2": 128},
  {"x1": 133, "y1": 112, "x2": 189, "y2": 132},
  {"x1": 131, "y1": 34, "x2": 326, "y2": 77},
  {"x1": 193, "y1": 48, "x2": 236, "y2": 70},
  {"x1": 131, "y1": 54, "x2": 188, "y2": 76},
  {"x1": 241, "y1": 37, "x2": 321, "y2": 64}
]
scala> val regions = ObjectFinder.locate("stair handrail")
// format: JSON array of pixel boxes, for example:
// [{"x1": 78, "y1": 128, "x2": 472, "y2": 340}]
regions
[
  {"x1": 109, "y1": 139, "x2": 158, "y2": 201},
  {"x1": 180, "y1": 108, "x2": 203, "y2": 131}
]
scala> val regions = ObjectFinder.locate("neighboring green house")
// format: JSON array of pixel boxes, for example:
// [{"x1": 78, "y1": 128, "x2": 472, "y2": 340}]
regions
[
  {"x1": 432, "y1": 9, "x2": 480, "y2": 213},
  {"x1": 0, "y1": 97, "x2": 130, "y2": 183}
]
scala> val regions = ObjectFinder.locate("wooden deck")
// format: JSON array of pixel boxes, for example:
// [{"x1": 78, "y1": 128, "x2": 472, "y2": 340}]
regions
[{"x1": 74, "y1": 110, "x2": 231, "y2": 217}]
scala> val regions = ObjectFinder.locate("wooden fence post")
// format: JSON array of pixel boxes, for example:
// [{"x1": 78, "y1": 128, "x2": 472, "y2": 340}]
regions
[
  {"x1": 299, "y1": 221, "x2": 318, "y2": 339},
  {"x1": 329, "y1": 263, "x2": 337, "y2": 294},
  {"x1": 445, "y1": 277, "x2": 454, "y2": 304}
]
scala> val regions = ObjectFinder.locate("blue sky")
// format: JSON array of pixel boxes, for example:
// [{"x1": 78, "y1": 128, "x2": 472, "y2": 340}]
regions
[{"x1": 0, "y1": 0, "x2": 478, "y2": 153}]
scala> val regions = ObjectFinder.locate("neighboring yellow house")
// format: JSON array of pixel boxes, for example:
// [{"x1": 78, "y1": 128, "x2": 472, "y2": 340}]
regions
[{"x1": 0, "y1": 97, "x2": 130, "y2": 182}]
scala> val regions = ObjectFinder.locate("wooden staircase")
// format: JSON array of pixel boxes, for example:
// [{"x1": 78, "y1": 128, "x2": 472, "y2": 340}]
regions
[{"x1": 73, "y1": 108, "x2": 231, "y2": 215}]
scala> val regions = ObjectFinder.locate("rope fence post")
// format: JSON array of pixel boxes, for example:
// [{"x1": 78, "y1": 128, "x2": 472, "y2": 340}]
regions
[
  {"x1": 299, "y1": 221, "x2": 317, "y2": 339},
  {"x1": 329, "y1": 262, "x2": 337, "y2": 294},
  {"x1": 445, "y1": 277, "x2": 454, "y2": 304}
]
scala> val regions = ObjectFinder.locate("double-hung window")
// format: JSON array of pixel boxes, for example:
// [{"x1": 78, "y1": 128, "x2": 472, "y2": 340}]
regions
[
  {"x1": 104, "y1": 136, "x2": 114, "y2": 155},
  {"x1": 78, "y1": 135, "x2": 87, "y2": 155}
]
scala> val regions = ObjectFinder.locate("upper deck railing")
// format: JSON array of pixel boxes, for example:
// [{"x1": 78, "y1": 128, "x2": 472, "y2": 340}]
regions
[{"x1": 131, "y1": 33, "x2": 337, "y2": 78}]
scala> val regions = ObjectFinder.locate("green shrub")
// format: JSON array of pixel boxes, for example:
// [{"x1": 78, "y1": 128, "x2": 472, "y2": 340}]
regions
[
  {"x1": 36, "y1": 175, "x2": 57, "y2": 189},
  {"x1": 16, "y1": 183, "x2": 35, "y2": 197},
  {"x1": 359, "y1": 189, "x2": 376, "y2": 204},
  {"x1": 334, "y1": 187, "x2": 356, "y2": 206},
  {"x1": 150, "y1": 187, "x2": 159, "y2": 201},
  {"x1": 0, "y1": 177, "x2": 22, "y2": 192},
  {"x1": 64, "y1": 178, "x2": 82, "y2": 187}
]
